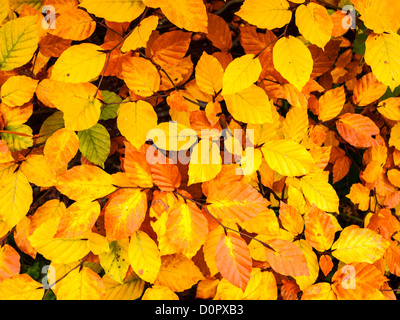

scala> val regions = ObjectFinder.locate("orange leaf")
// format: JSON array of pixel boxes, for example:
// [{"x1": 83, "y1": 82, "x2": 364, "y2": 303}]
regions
[
  {"x1": 304, "y1": 205, "x2": 336, "y2": 252},
  {"x1": 0, "y1": 244, "x2": 20, "y2": 281},
  {"x1": 264, "y1": 238, "x2": 309, "y2": 277},
  {"x1": 336, "y1": 113, "x2": 381, "y2": 148},
  {"x1": 122, "y1": 142, "x2": 153, "y2": 188},
  {"x1": 331, "y1": 262, "x2": 387, "y2": 300},
  {"x1": 352, "y1": 73, "x2": 388, "y2": 106},
  {"x1": 165, "y1": 201, "x2": 208, "y2": 258},
  {"x1": 206, "y1": 13, "x2": 232, "y2": 51},
  {"x1": 206, "y1": 181, "x2": 270, "y2": 224},
  {"x1": 104, "y1": 188, "x2": 148, "y2": 241},
  {"x1": 279, "y1": 202, "x2": 304, "y2": 236},
  {"x1": 319, "y1": 255, "x2": 334, "y2": 276},
  {"x1": 150, "y1": 30, "x2": 192, "y2": 66},
  {"x1": 48, "y1": 8, "x2": 96, "y2": 41},
  {"x1": 332, "y1": 155, "x2": 352, "y2": 183},
  {"x1": 151, "y1": 162, "x2": 181, "y2": 192},
  {"x1": 215, "y1": 231, "x2": 252, "y2": 291}
]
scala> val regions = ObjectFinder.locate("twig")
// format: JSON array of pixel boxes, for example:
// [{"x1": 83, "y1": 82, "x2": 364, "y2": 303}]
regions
[
  {"x1": 0, "y1": 129, "x2": 39, "y2": 138},
  {"x1": 93, "y1": 8, "x2": 150, "y2": 99},
  {"x1": 213, "y1": 0, "x2": 245, "y2": 16},
  {"x1": 41, "y1": 253, "x2": 90, "y2": 300}
]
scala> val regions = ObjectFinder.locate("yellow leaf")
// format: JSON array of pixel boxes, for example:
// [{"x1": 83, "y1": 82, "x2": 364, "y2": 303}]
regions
[
  {"x1": 279, "y1": 203, "x2": 304, "y2": 236},
  {"x1": 0, "y1": 76, "x2": 38, "y2": 107},
  {"x1": 43, "y1": 128, "x2": 79, "y2": 175},
  {"x1": 224, "y1": 84, "x2": 273, "y2": 124},
  {"x1": 128, "y1": 230, "x2": 161, "y2": 283},
  {"x1": 300, "y1": 172, "x2": 339, "y2": 213},
  {"x1": 365, "y1": 32, "x2": 400, "y2": 91},
  {"x1": 0, "y1": 170, "x2": 32, "y2": 230},
  {"x1": 56, "y1": 164, "x2": 116, "y2": 202},
  {"x1": 389, "y1": 123, "x2": 400, "y2": 150},
  {"x1": 50, "y1": 43, "x2": 106, "y2": 83},
  {"x1": 28, "y1": 218, "x2": 91, "y2": 264},
  {"x1": 295, "y1": 3, "x2": 333, "y2": 48},
  {"x1": 79, "y1": 0, "x2": 146, "y2": 23},
  {"x1": 293, "y1": 239, "x2": 319, "y2": 291},
  {"x1": 0, "y1": 16, "x2": 39, "y2": 71},
  {"x1": 0, "y1": 102, "x2": 33, "y2": 127},
  {"x1": 318, "y1": 86, "x2": 346, "y2": 122},
  {"x1": 165, "y1": 201, "x2": 208, "y2": 258},
  {"x1": 203, "y1": 226, "x2": 225, "y2": 276},
  {"x1": 121, "y1": 15, "x2": 159, "y2": 52},
  {"x1": 99, "y1": 239, "x2": 130, "y2": 284},
  {"x1": 56, "y1": 201, "x2": 101, "y2": 238},
  {"x1": 331, "y1": 225, "x2": 390, "y2": 264},
  {"x1": 142, "y1": 0, "x2": 207, "y2": 33},
  {"x1": 196, "y1": 52, "x2": 224, "y2": 95},
  {"x1": 213, "y1": 278, "x2": 244, "y2": 300},
  {"x1": 188, "y1": 139, "x2": 222, "y2": 185},
  {"x1": 56, "y1": 267, "x2": 105, "y2": 300},
  {"x1": 239, "y1": 208, "x2": 280, "y2": 236},
  {"x1": 117, "y1": 101, "x2": 158, "y2": 149},
  {"x1": 236, "y1": 0, "x2": 292, "y2": 30},
  {"x1": 378, "y1": 97, "x2": 400, "y2": 121},
  {"x1": 222, "y1": 54, "x2": 262, "y2": 95},
  {"x1": 36, "y1": 79, "x2": 103, "y2": 131},
  {"x1": 261, "y1": 139, "x2": 314, "y2": 177},
  {"x1": 352, "y1": 0, "x2": 400, "y2": 34},
  {"x1": 142, "y1": 284, "x2": 179, "y2": 300},
  {"x1": 0, "y1": 0, "x2": 8, "y2": 25},
  {"x1": 282, "y1": 106, "x2": 309, "y2": 143},
  {"x1": 154, "y1": 254, "x2": 204, "y2": 292},
  {"x1": 273, "y1": 36, "x2": 313, "y2": 91},
  {"x1": 86, "y1": 232, "x2": 109, "y2": 256},
  {"x1": 19, "y1": 154, "x2": 58, "y2": 187},
  {"x1": 103, "y1": 273, "x2": 145, "y2": 300},
  {"x1": 242, "y1": 269, "x2": 277, "y2": 300},
  {"x1": 0, "y1": 274, "x2": 44, "y2": 300},
  {"x1": 121, "y1": 57, "x2": 160, "y2": 97}
]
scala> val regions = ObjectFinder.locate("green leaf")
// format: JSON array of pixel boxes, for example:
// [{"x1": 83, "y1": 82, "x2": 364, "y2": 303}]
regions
[
  {"x1": 99, "y1": 90, "x2": 122, "y2": 120},
  {"x1": 1, "y1": 124, "x2": 33, "y2": 151},
  {"x1": 36, "y1": 111, "x2": 65, "y2": 145},
  {"x1": 78, "y1": 123, "x2": 111, "y2": 168},
  {"x1": 353, "y1": 32, "x2": 368, "y2": 56},
  {"x1": 0, "y1": 16, "x2": 39, "y2": 71}
]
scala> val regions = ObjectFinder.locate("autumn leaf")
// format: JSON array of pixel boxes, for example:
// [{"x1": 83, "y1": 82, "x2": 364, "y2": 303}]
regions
[
  {"x1": 104, "y1": 188, "x2": 148, "y2": 241},
  {"x1": 2, "y1": 0, "x2": 400, "y2": 301},
  {"x1": 273, "y1": 36, "x2": 313, "y2": 91},
  {"x1": 236, "y1": 0, "x2": 292, "y2": 30},
  {"x1": 0, "y1": 16, "x2": 39, "y2": 71},
  {"x1": 336, "y1": 113, "x2": 381, "y2": 148},
  {"x1": 331, "y1": 225, "x2": 390, "y2": 264},
  {"x1": 79, "y1": 0, "x2": 146, "y2": 23},
  {"x1": 215, "y1": 231, "x2": 252, "y2": 291}
]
